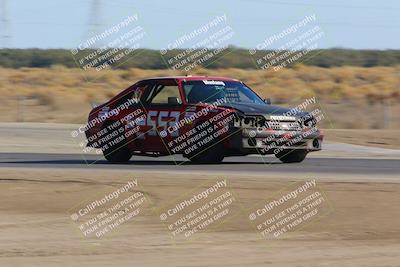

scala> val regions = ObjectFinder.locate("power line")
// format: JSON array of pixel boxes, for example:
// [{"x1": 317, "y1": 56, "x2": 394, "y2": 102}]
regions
[
  {"x1": 248, "y1": 0, "x2": 399, "y2": 10},
  {"x1": 0, "y1": 0, "x2": 11, "y2": 48}
]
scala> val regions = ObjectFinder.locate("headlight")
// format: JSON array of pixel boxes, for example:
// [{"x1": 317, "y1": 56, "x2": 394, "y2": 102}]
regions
[{"x1": 301, "y1": 115, "x2": 316, "y2": 128}]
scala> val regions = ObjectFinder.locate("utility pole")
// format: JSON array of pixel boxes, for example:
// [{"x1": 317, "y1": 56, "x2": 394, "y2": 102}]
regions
[
  {"x1": 85, "y1": 0, "x2": 103, "y2": 48},
  {"x1": 0, "y1": 0, "x2": 11, "y2": 48}
]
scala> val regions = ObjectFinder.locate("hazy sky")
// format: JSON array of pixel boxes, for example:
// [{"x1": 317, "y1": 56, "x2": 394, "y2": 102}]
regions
[{"x1": 2, "y1": 0, "x2": 399, "y2": 49}]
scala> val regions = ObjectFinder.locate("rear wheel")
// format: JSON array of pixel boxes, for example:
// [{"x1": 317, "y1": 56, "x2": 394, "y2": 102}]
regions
[
  {"x1": 275, "y1": 150, "x2": 307, "y2": 163},
  {"x1": 187, "y1": 122, "x2": 225, "y2": 164},
  {"x1": 188, "y1": 141, "x2": 225, "y2": 164},
  {"x1": 104, "y1": 144, "x2": 131, "y2": 163},
  {"x1": 102, "y1": 122, "x2": 132, "y2": 163}
]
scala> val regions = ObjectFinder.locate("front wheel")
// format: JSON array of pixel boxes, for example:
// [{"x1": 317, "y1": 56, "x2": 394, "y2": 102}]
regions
[{"x1": 275, "y1": 150, "x2": 308, "y2": 163}]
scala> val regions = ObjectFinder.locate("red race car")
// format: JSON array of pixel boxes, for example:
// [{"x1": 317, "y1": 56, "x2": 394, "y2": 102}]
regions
[{"x1": 85, "y1": 76, "x2": 323, "y2": 164}]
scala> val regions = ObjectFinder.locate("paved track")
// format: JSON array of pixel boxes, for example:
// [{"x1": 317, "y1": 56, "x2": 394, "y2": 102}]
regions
[
  {"x1": 0, "y1": 152, "x2": 399, "y2": 176},
  {"x1": 0, "y1": 123, "x2": 399, "y2": 177}
]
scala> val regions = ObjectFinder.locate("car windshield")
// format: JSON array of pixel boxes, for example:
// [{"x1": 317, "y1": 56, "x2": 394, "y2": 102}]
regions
[{"x1": 183, "y1": 80, "x2": 265, "y2": 105}]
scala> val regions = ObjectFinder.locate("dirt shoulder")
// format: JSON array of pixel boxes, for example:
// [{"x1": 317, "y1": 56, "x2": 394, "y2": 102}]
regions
[
  {"x1": 324, "y1": 129, "x2": 400, "y2": 149},
  {"x1": 0, "y1": 168, "x2": 399, "y2": 266}
]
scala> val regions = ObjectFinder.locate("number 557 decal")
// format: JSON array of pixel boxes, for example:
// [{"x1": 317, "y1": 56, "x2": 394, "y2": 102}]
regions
[{"x1": 129, "y1": 110, "x2": 180, "y2": 139}]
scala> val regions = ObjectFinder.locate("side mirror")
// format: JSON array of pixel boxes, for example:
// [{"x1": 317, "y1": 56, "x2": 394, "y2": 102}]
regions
[
  {"x1": 91, "y1": 102, "x2": 100, "y2": 108},
  {"x1": 264, "y1": 98, "x2": 272, "y2": 104},
  {"x1": 168, "y1": 97, "x2": 181, "y2": 105}
]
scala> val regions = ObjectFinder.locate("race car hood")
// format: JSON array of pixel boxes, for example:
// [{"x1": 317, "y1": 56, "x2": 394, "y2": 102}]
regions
[{"x1": 219, "y1": 102, "x2": 308, "y2": 118}]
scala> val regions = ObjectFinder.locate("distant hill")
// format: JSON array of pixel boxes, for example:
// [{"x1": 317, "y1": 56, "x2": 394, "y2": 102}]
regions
[{"x1": 0, "y1": 48, "x2": 399, "y2": 69}]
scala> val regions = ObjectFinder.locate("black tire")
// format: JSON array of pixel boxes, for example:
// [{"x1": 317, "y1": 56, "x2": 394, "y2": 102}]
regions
[
  {"x1": 275, "y1": 150, "x2": 308, "y2": 163},
  {"x1": 189, "y1": 140, "x2": 225, "y2": 164},
  {"x1": 102, "y1": 122, "x2": 132, "y2": 163},
  {"x1": 104, "y1": 145, "x2": 131, "y2": 163},
  {"x1": 187, "y1": 122, "x2": 225, "y2": 164}
]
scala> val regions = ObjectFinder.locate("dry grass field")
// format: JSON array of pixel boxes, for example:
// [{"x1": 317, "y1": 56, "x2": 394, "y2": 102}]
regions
[{"x1": 0, "y1": 65, "x2": 399, "y2": 128}]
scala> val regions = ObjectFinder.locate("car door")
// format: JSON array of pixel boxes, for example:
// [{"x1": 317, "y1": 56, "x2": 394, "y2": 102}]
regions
[
  {"x1": 137, "y1": 79, "x2": 187, "y2": 153},
  {"x1": 104, "y1": 82, "x2": 148, "y2": 152}
]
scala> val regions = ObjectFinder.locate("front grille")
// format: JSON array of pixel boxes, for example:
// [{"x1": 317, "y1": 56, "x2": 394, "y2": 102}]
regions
[
  {"x1": 264, "y1": 120, "x2": 302, "y2": 131},
  {"x1": 233, "y1": 115, "x2": 303, "y2": 131}
]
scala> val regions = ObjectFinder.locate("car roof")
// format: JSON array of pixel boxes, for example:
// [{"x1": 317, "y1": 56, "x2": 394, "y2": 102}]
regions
[{"x1": 138, "y1": 76, "x2": 240, "y2": 82}]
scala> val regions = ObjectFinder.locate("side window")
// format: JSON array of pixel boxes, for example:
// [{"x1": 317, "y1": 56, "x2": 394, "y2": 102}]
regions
[
  {"x1": 183, "y1": 84, "x2": 194, "y2": 102},
  {"x1": 131, "y1": 85, "x2": 147, "y2": 103},
  {"x1": 115, "y1": 84, "x2": 147, "y2": 106},
  {"x1": 150, "y1": 84, "x2": 182, "y2": 105}
]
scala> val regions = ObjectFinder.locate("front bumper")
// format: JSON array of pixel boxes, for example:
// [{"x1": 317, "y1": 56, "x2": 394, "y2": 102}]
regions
[{"x1": 229, "y1": 127, "x2": 323, "y2": 155}]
